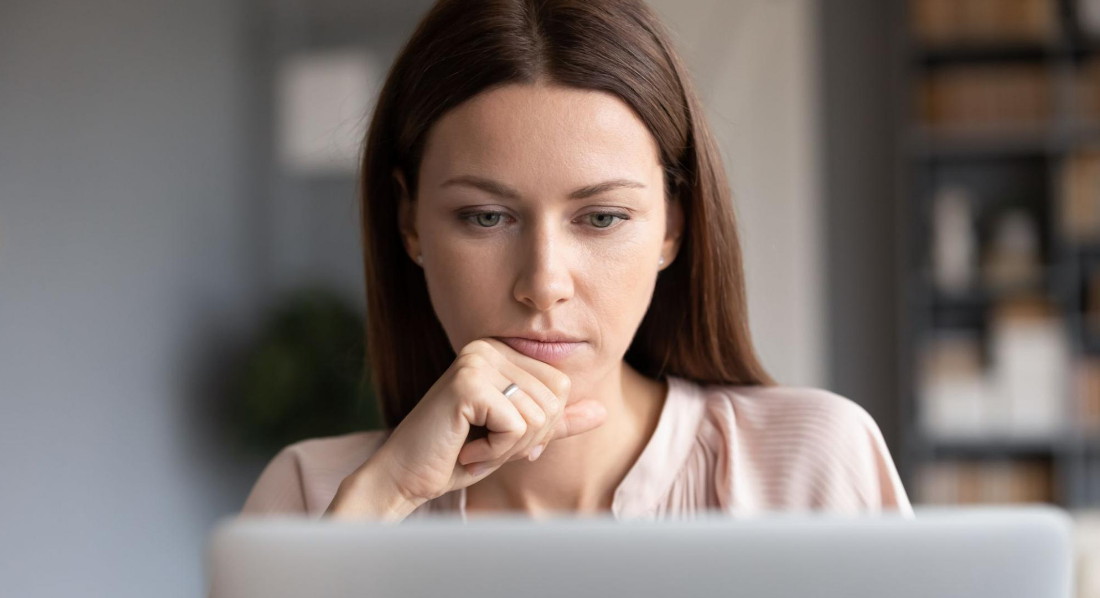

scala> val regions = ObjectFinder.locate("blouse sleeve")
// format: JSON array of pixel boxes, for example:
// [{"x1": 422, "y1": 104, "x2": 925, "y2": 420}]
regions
[
  {"x1": 239, "y1": 445, "x2": 308, "y2": 517},
  {"x1": 712, "y1": 386, "x2": 916, "y2": 517},
  {"x1": 841, "y1": 400, "x2": 915, "y2": 517}
]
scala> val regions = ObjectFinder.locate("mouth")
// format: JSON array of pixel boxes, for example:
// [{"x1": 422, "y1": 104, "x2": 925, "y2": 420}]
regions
[{"x1": 496, "y1": 336, "x2": 585, "y2": 363}]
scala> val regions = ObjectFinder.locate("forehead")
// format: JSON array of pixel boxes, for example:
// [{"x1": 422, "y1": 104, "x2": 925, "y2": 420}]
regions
[{"x1": 419, "y1": 83, "x2": 663, "y2": 190}]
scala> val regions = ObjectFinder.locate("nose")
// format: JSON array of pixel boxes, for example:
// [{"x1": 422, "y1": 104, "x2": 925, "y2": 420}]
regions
[{"x1": 512, "y1": 218, "x2": 575, "y2": 312}]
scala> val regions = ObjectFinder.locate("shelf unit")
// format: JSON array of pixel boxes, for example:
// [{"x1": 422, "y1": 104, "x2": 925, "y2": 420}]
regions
[{"x1": 897, "y1": 0, "x2": 1100, "y2": 508}]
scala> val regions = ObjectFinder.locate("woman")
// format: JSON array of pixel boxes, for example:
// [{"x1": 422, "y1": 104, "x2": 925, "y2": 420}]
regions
[{"x1": 241, "y1": 0, "x2": 914, "y2": 522}]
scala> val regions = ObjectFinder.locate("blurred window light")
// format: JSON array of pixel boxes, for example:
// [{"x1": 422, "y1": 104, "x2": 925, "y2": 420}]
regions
[{"x1": 275, "y1": 49, "x2": 378, "y2": 175}]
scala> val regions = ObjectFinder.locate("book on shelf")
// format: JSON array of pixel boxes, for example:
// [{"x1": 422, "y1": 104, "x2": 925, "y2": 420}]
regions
[
  {"x1": 909, "y1": 0, "x2": 1058, "y2": 46},
  {"x1": 917, "y1": 458, "x2": 1054, "y2": 504},
  {"x1": 1076, "y1": 58, "x2": 1100, "y2": 124},
  {"x1": 918, "y1": 63, "x2": 1052, "y2": 132},
  {"x1": 1075, "y1": 356, "x2": 1100, "y2": 432},
  {"x1": 1089, "y1": 271, "x2": 1100, "y2": 334},
  {"x1": 1059, "y1": 147, "x2": 1100, "y2": 243}
]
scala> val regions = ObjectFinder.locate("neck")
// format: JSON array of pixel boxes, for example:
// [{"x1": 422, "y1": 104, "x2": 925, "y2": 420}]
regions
[{"x1": 465, "y1": 361, "x2": 667, "y2": 517}]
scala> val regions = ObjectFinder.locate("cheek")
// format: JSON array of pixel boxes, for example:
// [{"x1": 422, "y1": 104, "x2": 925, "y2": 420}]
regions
[
  {"x1": 588, "y1": 224, "x2": 661, "y2": 281},
  {"x1": 422, "y1": 258, "x2": 505, "y2": 349},
  {"x1": 421, "y1": 225, "x2": 508, "y2": 296},
  {"x1": 577, "y1": 237, "x2": 662, "y2": 353},
  {"x1": 588, "y1": 256, "x2": 659, "y2": 327},
  {"x1": 416, "y1": 221, "x2": 499, "y2": 341}
]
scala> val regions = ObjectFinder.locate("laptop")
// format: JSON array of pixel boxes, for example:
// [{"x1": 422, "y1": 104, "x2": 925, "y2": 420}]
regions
[{"x1": 206, "y1": 505, "x2": 1074, "y2": 598}]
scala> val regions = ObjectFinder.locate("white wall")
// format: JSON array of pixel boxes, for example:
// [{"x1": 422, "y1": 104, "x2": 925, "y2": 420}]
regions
[{"x1": 649, "y1": 0, "x2": 825, "y2": 387}]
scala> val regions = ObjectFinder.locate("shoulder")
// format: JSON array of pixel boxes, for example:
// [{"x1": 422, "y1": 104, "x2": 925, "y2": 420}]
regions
[
  {"x1": 240, "y1": 429, "x2": 392, "y2": 518},
  {"x1": 697, "y1": 383, "x2": 879, "y2": 470},
  {"x1": 698, "y1": 383, "x2": 879, "y2": 451},
  {"x1": 689, "y1": 382, "x2": 913, "y2": 514}
]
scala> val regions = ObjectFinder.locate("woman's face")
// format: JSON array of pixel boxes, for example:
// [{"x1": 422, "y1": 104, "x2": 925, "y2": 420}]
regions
[{"x1": 398, "y1": 83, "x2": 682, "y2": 393}]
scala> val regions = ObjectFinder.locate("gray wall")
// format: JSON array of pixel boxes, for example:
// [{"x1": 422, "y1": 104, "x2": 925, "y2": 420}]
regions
[
  {"x1": 818, "y1": 0, "x2": 903, "y2": 454},
  {"x1": 0, "y1": 1, "x2": 264, "y2": 595},
  {"x1": 649, "y1": 0, "x2": 826, "y2": 388}
]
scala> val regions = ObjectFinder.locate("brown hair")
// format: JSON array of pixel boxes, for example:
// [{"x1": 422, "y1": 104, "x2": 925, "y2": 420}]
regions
[{"x1": 360, "y1": 0, "x2": 774, "y2": 428}]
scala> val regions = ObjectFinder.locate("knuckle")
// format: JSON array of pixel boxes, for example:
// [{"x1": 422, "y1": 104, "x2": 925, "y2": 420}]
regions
[
  {"x1": 551, "y1": 372, "x2": 571, "y2": 397},
  {"x1": 546, "y1": 399, "x2": 563, "y2": 419},
  {"x1": 513, "y1": 419, "x2": 529, "y2": 438},
  {"x1": 542, "y1": 386, "x2": 564, "y2": 410},
  {"x1": 460, "y1": 339, "x2": 494, "y2": 357},
  {"x1": 456, "y1": 351, "x2": 487, "y2": 370},
  {"x1": 527, "y1": 410, "x2": 547, "y2": 429},
  {"x1": 453, "y1": 363, "x2": 482, "y2": 389}
]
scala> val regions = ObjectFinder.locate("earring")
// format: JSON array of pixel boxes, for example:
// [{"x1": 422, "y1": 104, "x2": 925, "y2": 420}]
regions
[
  {"x1": 416, "y1": 254, "x2": 423, "y2": 265},
  {"x1": 658, "y1": 256, "x2": 665, "y2": 267}
]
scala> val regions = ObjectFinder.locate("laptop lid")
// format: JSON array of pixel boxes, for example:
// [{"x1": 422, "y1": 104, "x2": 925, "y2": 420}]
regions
[{"x1": 207, "y1": 505, "x2": 1074, "y2": 598}]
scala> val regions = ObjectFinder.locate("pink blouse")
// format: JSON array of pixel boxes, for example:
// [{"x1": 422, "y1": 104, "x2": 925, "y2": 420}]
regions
[{"x1": 240, "y1": 374, "x2": 915, "y2": 521}]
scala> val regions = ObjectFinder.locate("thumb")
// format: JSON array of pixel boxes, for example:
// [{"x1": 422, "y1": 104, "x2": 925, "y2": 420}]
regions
[{"x1": 551, "y1": 399, "x2": 607, "y2": 440}]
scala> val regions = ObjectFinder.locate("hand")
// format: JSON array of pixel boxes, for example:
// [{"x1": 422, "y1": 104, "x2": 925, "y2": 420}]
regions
[{"x1": 334, "y1": 337, "x2": 608, "y2": 514}]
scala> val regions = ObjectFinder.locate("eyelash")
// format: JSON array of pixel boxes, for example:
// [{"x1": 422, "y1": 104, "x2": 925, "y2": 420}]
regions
[{"x1": 458, "y1": 210, "x2": 631, "y2": 231}]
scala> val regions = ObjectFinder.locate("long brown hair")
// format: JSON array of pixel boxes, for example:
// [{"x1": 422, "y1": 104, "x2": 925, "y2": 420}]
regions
[{"x1": 360, "y1": 0, "x2": 774, "y2": 429}]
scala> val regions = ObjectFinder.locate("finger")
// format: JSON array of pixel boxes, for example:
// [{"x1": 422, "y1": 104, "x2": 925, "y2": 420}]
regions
[
  {"x1": 481, "y1": 356, "x2": 564, "y2": 457},
  {"x1": 454, "y1": 459, "x2": 498, "y2": 485},
  {"x1": 458, "y1": 370, "x2": 528, "y2": 460},
  {"x1": 458, "y1": 384, "x2": 544, "y2": 465},
  {"x1": 477, "y1": 338, "x2": 569, "y2": 449},
  {"x1": 549, "y1": 399, "x2": 608, "y2": 441},
  {"x1": 479, "y1": 338, "x2": 572, "y2": 404},
  {"x1": 461, "y1": 396, "x2": 603, "y2": 474}
]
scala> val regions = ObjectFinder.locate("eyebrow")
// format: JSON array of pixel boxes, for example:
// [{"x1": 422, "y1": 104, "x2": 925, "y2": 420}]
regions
[{"x1": 439, "y1": 175, "x2": 646, "y2": 201}]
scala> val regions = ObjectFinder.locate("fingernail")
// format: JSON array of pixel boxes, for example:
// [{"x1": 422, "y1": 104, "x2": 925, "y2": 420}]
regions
[
  {"x1": 469, "y1": 463, "x2": 492, "y2": 477},
  {"x1": 529, "y1": 444, "x2": 545, "y2": 461}
]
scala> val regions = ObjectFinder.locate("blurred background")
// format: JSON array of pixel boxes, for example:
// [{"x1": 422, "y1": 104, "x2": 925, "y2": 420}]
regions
[{"x1": 8, "y1": 0, "x2": 1100, "y2": 595}]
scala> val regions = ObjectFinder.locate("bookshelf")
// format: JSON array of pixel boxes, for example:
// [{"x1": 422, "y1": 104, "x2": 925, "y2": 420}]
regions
[{"x1": 898, "y1": 0, "x2": 1100, "y2": 508}]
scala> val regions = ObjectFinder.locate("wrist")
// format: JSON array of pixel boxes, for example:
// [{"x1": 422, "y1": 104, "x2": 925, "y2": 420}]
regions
[{"x1": 326, "y1": 451, "x2": 426, "y2": 522}]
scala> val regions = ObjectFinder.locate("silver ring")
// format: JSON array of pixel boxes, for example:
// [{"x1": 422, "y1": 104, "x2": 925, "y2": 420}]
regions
[{"x1": 502, "y1": 382, "x2": 520, "y2": 398}]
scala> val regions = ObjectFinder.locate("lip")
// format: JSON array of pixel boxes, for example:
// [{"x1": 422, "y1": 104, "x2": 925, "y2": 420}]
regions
[{"x1": 497, "y1": 337, "x2": 585, "y2": 363}]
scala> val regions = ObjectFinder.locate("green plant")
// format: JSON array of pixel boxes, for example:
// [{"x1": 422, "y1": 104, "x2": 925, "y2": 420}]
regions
[{"x1": 231, "y1": 288, "x2": 383, "y2": 455}]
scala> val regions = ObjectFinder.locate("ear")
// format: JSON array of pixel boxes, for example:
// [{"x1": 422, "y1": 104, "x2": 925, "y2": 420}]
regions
[
  {"x1": 394, "y1": 169, "x2": 421, "y2": 264},
  {"x1": 660, "y1": 195, "x2": 683, "y2": 270}
]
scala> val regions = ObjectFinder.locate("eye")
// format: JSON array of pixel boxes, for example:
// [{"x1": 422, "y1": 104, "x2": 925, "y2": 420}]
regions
[
  {"x1": 585, "y1": 212, "x2": 629, "y2": 229},
  {"x1": 459, "y1": 210, "x2": 630, "y2": 230},
  {"x1": 474, "y1": 212, "x2": 503, "y2": 227},
  {"x1": 460, "y1": 211, "x2": 508, "y2": 228}
]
